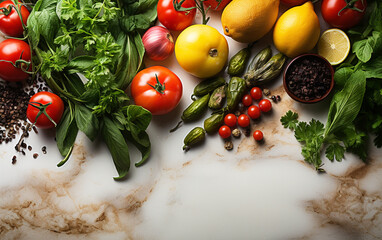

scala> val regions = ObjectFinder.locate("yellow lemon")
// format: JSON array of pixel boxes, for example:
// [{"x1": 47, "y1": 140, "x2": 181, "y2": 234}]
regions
[
  {"x1": 273, "y1": 2, "x2": 320, "y2": 58},
  {"x1": 221, "y1": 0, "x2": 280, "y2": 43},
  {"x1": 317, "y1": 28, "x2": 350, "y2": 65}
]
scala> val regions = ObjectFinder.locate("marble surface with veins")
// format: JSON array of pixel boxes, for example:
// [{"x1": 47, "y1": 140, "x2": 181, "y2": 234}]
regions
[{"x1": 1, "y1": 3, "x2": 382, "y2": 240}]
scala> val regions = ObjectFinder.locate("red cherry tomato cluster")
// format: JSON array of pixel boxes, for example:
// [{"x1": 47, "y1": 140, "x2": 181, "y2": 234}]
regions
[{"x1": 219, "y1": 87, "x2": 272, "y2": 141}]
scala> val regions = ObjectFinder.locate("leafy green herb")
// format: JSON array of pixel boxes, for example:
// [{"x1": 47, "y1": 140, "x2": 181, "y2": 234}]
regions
[
  {"x1": 27, "y1": 0, "x2": 158, "y2": 180},
  {"x1": 281, "y1": 0, "x2": 382, "y2": 170}
]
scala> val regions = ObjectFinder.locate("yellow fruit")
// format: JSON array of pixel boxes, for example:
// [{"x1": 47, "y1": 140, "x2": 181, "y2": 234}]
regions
[
  {"x1": 317, "y1": 28, "x2": 350, "y2": 65},
  {"x1": 221, "y1": 0, "x2": 280, "y2": 43},
  {"x1": 273, "y1": 2, "x2": 320, "y2": 58}
]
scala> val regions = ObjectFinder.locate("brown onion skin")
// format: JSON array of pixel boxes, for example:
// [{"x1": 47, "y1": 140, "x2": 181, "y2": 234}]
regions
[{"x1": 142, "y1": 26, "x2": 175, "y2": 61}]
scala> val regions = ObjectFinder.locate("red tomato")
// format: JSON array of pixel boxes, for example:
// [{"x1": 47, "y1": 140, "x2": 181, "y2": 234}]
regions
[
  {"x1": 224, "y1": 113, "x2": 237, "y2": 127},
  {"x1": 157, "y1": 0, "x2": 196, "y2": 31},
  {"x1": 241, "y1": 94, "x2": 253, "y2": 107},
  {"x1": 238, "y1": 114, "x2": 250, "y2": 128},
  {"x1": 0, "y1": 39, "x2": 31, "y2": 82},
  {"x1": 280, "y1": 0, "x2": 309, "y2": 7},
  {"x1": 250, "y1": 87, "x2": 262, "y2": 100},
  {"x1": 131, "y1": 66, "x2": 183, "y2": 115},
  {"x1": 0, "y1": 0, "x2": 29, "y2": 37},
  {"x1": 321, "y1": 0, "x2": 367, "y2": 30},
  {"x1": 253, "y1": 130, "x2": 263, "y2": 141},
  {"x1": 247, "y1": 105, "x2": 261, "y2": 119},
  {"x1": 27, "y1": 92, "x2": 64, "y2": 129},
  {"x1": 219, "y1": 125, "x2": 231, "y2": 139},
  {"x1": 259, "y1": 99, "x2": 272, "y2": 112},
  {"x1": 204, "y1": 0, "x2": 231, "y2": 11}
]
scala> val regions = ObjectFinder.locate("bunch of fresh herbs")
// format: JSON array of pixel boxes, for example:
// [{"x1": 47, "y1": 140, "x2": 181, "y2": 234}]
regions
[
  {"x1": 281, "y1": 0, "x2": 382, "y2": 171},
  {"x1": 26, "y1": 0, "x2": 158, "y2": 180}
]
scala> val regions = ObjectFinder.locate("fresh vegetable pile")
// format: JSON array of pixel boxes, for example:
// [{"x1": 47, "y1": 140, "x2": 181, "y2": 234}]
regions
[{"x1": 0, "y1": 0, "x2": 380, "y2": 178}]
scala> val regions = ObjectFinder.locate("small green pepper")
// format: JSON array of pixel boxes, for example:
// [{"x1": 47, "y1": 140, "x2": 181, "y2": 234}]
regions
[
  {"x1": 208, "y1": 85, "x2": 226, "y2": 110},
  {"x1": 204, "y1": 112, "x2": 225, "y2": 134},
  {"x1": 225, "y1": 77, "x2": 247, "y2": 112},
  {"x1": 193, "y1": 77, "x2": 226, "y2": 97},
  {"x1": 181, "y1": 94, "x2": 210, "y2": 122},
  {"x1": 183, "y1": 127, "x2": 206, "y2": 151}
]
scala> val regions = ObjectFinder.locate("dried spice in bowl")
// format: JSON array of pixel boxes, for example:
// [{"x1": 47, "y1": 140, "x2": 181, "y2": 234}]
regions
[{"x1": 283, "y1": 54, "x2": 334, "y2": 103}]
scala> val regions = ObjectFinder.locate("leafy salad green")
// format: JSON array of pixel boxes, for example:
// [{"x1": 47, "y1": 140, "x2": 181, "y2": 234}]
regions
[
  {"x1": 26, "y1": 0, "x2": 158, "y2": 180},
  {"x1": 281, "y1": 0, "x2": 382, "y2": 171}
]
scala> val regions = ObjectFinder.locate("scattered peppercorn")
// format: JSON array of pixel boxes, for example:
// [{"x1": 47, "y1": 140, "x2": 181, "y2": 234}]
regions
[
  {"x1": 12, "y1": 155, "x2": 17, "y2": 164},
  {"x1": 33, "y1": 153, "x2": 39, "y2": 159},
  {"x1": 28, "y1": 145, "x2": 32, "y2": 151},
  {"x1": 263, "y1": 88, "x2": 271, "y2": 96},
  {"x1": 42, "y1": 146, "x2": 47, "y2": 154},
  {"x1": 224, "y1": 141, "x2": 233, "y2": 151},
  {"x1": 232, "y1": 128, "x2": 241, "y2": 138}
]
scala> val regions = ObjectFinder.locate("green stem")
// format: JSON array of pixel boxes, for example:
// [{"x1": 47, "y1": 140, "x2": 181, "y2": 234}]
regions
[
  {"x1": 147, "y1": 74, "x2": 165, "y2": 94},
  {"x1": 28, "y1": 101, "x2": 58, "y2": 127}
]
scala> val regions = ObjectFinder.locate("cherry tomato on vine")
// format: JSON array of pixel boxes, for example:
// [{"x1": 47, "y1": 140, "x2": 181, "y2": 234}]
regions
[
  {"x1": 280, "y1": 0, "x2": 309, "y2": 7},
  {"x1": 0, "y1": 0, "x2": 30, "y2": 37},
  {"x1": 0, "y1": 39, "x2": 31, "y2": 82},
  {"x1": 247, "y1": 105, "x2": 261, "y2": 119},
  {"x1": 253, "y1": 130, "x2": 263, "y2": 141},
  {"x1": 238, "y1": 114, "x2": 250, "y2": 128},
  {"x1": 27, "y1": 92, "x2": 64, "y2": 129},
  {"x1": 131, "y1": 66, "x2": 183, "y2": 115},
  {"x1": 157, "y1": 0, "x2": 196, "y2": 31},
  {"x1": 321, "y1": 0, "x2": 367, "y2": 30},
  {"x1": 241, "y1": 94, "x2": 253, "y2": 107},
  {"x1": 259, "y1": 99, "x2": 272, "y2": 112},
  {"x1": 204, "y1": 0, "x2": 231, "y2": 11},
  {"x1": 250, "y1": 87, "x2": 262, "y2": 100},
  {"x1": 219, "y1": 125, "x2": 231, "y2": 139},
  {"x1": 224, "y1": 113, "x2": 237, "y2": 127}
]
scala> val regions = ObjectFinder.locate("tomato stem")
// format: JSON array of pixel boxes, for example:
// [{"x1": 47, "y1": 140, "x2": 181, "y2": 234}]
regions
[
  {"x1": 28, "y1": 101, "x2": 58, "y2": 127},
  {"x1": 0, "y1": 5, "x2": 13, "y2": 15},
  {"x1": 338, "y1": 0, "x2": 365, "y2": 16},
  {"x1": 147, "y1": 74, "x2": 166, "y2": 94},
  {"x1": 172, "y1": 0, "x2": 196, "y2": 13}
]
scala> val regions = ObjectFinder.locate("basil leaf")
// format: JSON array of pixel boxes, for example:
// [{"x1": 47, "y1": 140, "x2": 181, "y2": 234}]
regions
[
  {"x1": 126, "y1": 131, "x2": 151, "y2": 167},
  {"x1": 324, "y1": 70, "x2": 367, "y2": 137},
  {"x1": 362, "y1": 56, "x2": 382, "y2": 78},
  {"x1": 126, "y1": 105, "x2": 151, "y2": 131},
  {"x1": 334, "y1": 67, "x2": 354, "y2": 90},
  {"x1": 101, "y1": 116, "x2": 130, "y2": 180},
  {"x1": 353, "y1": 38, "x2": 374, "y2": 63},
  {"x1": 56, "y1": 107, "x2": 78, "y2": 157},
  {"x1": 74, "y1": 104, "x2": 99, "y2": 141},
  {"x1": 61, "y1": 73, "x2": 86, "y2": 97}
]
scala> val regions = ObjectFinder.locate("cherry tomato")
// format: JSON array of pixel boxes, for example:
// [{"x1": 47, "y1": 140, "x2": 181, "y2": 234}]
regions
[
  {"x1": 247, "y1": 105, "x2": 261, "y2": 119},
  {"x1": 219, "y1": 125, "x2": 231, "y2": 139},
  {"x1": 259, "y1": 99, "x2": 272, "y2": 112},
  {"x1": 0, "y1": 39, "x2": 31, "y2": 82},
  {"x1": 157, "y1": 0, "x2": 196, "y2": 31},
  {"x1": 204, "y1": 0, "x2": 231, "y2": 11},
  {"x1": 241, "y1": 94, "x2": 253, "y2": 107},
  {"x1": 224, "y1": 113, "x2": 237, "y2": 127},
  {"x1": 238, "y1": 114, "x2": 250, "y2": 128},
  {"x1": 253, "y1": 130, "x2": 263, "y2": 141},
  {"x1": 131, "y1": 66, "x2": 183, "y2": 115},
  {"x1": 321, "y1": 0, "x2": 367, "y2": 30},
  {"x1": 27, "y1": 92, "x2": 64, "y2": 129},
  {"x1": 0, "y1": 0, "x2": 29, "y2": 37},
  {"x1": 280, "y1": 0, "x2": 309, "y2": 7},
  {"x1": 250, "y1": 87, "x2": 262, "y2": 100}
]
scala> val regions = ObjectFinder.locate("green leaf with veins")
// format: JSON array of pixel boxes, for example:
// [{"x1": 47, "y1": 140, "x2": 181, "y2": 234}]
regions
[{"x1": 280, "y1": 110, "x2": 299, "y2": 130}]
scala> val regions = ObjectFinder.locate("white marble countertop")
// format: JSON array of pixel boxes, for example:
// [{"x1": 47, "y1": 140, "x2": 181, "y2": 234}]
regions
[{"x1": 1, "y1": 3, "x2": 382, "y2": 240}]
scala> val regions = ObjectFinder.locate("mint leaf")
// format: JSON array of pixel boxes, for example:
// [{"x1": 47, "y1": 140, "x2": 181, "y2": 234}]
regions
[
  {"x1": 362, "y1": 56, "x2": 382, "y2": 78},
  {"x1": 280, "y1": 110, "x2": 299, "y2": 130},
  {"x1": 353, "y1": 38, "x2": 374, "y2": 63}
]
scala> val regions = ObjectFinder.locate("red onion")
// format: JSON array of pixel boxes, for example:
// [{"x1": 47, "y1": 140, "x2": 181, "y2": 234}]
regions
[{"x1": 142, "y1": 26, "x2": 175, "y2": 61}]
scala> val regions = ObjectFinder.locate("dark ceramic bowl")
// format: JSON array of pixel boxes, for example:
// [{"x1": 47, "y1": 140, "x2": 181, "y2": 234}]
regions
[{"x1": 283, "y1": 54, "x2": 335, "y2": 104}]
